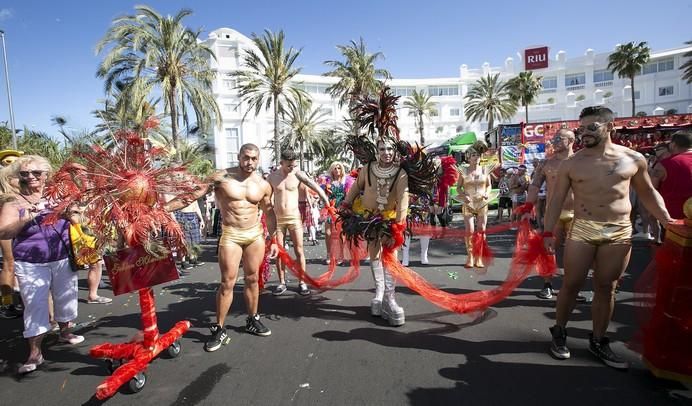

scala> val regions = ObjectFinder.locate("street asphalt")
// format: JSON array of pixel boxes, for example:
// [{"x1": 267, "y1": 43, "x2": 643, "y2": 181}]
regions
[{"x1": 1, "y1": 214, "x2": 690, "y2": 405}]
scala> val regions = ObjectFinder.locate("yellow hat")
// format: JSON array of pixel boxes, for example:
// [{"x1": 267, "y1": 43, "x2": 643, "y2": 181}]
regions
[{"x1": 0, "y1": 149, "x2": 24, "y2": 166}]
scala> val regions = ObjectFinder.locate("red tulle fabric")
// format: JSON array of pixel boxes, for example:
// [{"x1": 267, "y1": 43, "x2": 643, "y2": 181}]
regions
[
  {"x1": 258, "y1": 215, "x2": 271, "y2": 290},
  {"x1": 471, "y1": 231, "x2": 493, "y2": 267},
  {"x1": 436, "y1": 156, "x2": 459, "y2": 206}
]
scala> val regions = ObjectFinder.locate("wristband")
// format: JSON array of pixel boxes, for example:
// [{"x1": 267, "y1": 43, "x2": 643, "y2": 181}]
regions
[{"x1": 542, "y1": 231, "x2": 554, "y2": 238}]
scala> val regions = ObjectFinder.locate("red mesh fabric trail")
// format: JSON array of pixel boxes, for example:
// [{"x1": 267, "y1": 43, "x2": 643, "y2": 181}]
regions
[
  {"x1": 471, "y1": 231, "x2": 493, "y2": 267},
  {"x1": 258, "y1": 215, "x2": 271, "y2": 290}
]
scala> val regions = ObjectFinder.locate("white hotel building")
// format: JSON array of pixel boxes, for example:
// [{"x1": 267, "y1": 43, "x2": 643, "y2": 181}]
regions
[{"x1": 203, "y1": 27, "x2": 692, "y2": 170}]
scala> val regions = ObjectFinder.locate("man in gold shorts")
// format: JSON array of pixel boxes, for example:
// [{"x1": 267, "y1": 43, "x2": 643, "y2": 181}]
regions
[
  {"x1": 166, "y1": 143, "x2": 279, "y2": 352},
  {"x1": 543, "y1": 106, "x2": 674, "y2": 369},
  {"x1": 525, "y1": 129, "x2": 586, "y2": 301},
  {"x1": 266, "y1": 149, "x2": 329, "y2": 296}
]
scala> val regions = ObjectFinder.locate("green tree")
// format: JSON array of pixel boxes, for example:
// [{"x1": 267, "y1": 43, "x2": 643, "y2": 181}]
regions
[
  {"x1": 96, "y1": 5, "x2": 221, "y2": 158},
  {"x1": 313, "y1": 128, "x2": 349, "y2": 173},
  {"x1": 507, "y1": 71, "x2": 543, "y2": 124},
  {"x1": 281, "y1": 98, "x2": 329, "y2": 171},
  {"x1": 323, "y1": 38, "x2": 391, "y2": 109},
  {"x1": 607, "y1": 41, "x2": 650, "y2": 117},
  {"x1": 231, "y1": 29, "x2": 306, "y2": 165},
  {"x1": 403, "y1": 90, "x2": 437, "y2": 146},
  {"x1": 463, "y1": 73, "x2": 517, "y2": 132},
  {"x1": 680, "y1": 40, "x2": 692, "y2": 84}
]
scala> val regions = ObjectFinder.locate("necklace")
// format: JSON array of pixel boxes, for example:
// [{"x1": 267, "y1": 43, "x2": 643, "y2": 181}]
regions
[
  {"x1": 18, "y1": 193, "x2": 41, "y2": 207},
  {"x1": 372, "y1": 162, "x2": 399, "y2": 211}
]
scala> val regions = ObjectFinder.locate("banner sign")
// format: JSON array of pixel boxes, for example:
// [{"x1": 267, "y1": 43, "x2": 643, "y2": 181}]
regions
[
  {"x1": 501, "y1": 146, "x2": 522, "y2": 168},
  {"x1": 499, "y1": 124, "x2": 523, "y2": 146},
  {"x1": 525, "y1": 46, "x2": 549, "y2": 70},
  {"x1": 104, "y1": 245, "x2": 179, "y2": 296},
  {"x1": 523, "y1": 143, "x2": 545, "y2": 173},
  {"x1": 523, "y1": 123, "x2": 546, "y2": 144}
]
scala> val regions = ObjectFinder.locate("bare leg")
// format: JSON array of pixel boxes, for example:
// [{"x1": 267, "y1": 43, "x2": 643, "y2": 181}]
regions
[
  {"x1": 474, "y1": 209, "x2": 488, "y2": 268},
  {"x1": 241, "y1": 238, "x2": 265, "y2": 315},
  {"x1": 216, "y1": 243, "x2": 242, "y2": 327},
  {"x1": 463, "y1": 214, "x2": 475, "y2": 268},
  {"x1": 324, "y1": 222, "x2": 333, "y2": 263},
  {"x1": 87, "y1": 262, "x2": 104, "y2": 301},
  {"x1": 591, "y1": 244, "x2": 631, "y2": 338},
  {"x1": 275, "y1": 227, "x2": 286, "y2": 285},
  {"x1": 289, "y1": 226, "x2": 310, "y2": 294},
  {"x1": 555, "y1": 240, "x2": 595, "y2": 327}
]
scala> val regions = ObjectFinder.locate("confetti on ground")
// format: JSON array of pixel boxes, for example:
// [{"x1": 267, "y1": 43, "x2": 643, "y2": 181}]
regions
[
  {"x1": 299, "y1": 383, "x2": 310, "y2": 388},
  {"x1": 447, "y1": 272, "x2": 459, "y2": 280}
]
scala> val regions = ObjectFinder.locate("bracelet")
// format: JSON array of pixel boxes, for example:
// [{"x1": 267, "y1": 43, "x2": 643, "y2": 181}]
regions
[{"x1": 542, "y1": 231, "x2": 554, "y2": 238}]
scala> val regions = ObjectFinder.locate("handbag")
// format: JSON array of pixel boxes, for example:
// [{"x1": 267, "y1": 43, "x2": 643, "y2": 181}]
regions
[{"x1": 53, "y1": 224, "x2": 82, "y2": 272}]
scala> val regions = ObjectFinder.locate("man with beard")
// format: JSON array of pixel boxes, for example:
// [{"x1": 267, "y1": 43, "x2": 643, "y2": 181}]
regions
[
  {"x1": 543, "y1": 106, "x2": 674, "y2": 369},
  {"x1": 525, "y1": 129, "x2": 585, "y2": 302},
  {"x1": 166, "y1": 143, "x2": 279, "y2": 352}
]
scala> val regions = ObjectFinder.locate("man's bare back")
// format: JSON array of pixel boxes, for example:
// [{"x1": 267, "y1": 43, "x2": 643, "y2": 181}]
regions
[
  {"x1": 212, "y1": 168, "x2": 270, "y2": 228},
  {"x1": 563, "y1": 144, "x2": 642, "y2": 222}
]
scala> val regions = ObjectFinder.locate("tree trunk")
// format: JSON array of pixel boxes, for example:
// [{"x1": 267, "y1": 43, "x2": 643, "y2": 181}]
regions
[
  {"x1": 630, "y1": 76, "x2": 636, "y2": 117},
  {"x1": 418, "y1": 112, "x2": 425, "y2": 146},
  {"x1": 299, "y1": 139, "x2": 305, "y2": 171},
  {"x1": 524, "y1": 104, "x2": 529, "y2": 124},
  {"x1": 169, "y1": 89, "x2": 179, "y2": 160},
  {"x1": 273, "y1": 94, "x2": 280, "y2": 166},
  {"x1": 488, "y1": 115, "x2": 494, "y2": 136}
]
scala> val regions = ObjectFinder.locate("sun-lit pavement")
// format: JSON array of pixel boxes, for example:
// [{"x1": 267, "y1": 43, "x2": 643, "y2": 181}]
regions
[{"x1": 1, "y1": 215, "x2": 690, "y2": 405}]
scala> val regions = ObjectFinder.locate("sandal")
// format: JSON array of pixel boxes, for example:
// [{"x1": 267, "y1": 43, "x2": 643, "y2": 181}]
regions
[
  {"x1": 87, "y1": 296, "x2": 112, "y2": 304},
  {"x1": 59, "y1": 333, "x2": 85, "y2": 345},
  {"x1": 18, "y1": 355, "x2": 44, "y2": 374}
]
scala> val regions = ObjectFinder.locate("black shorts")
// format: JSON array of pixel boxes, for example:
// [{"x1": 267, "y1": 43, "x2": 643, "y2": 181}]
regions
[{"x1": 499, "y1": 197, "x2": 512, "y2": 209}]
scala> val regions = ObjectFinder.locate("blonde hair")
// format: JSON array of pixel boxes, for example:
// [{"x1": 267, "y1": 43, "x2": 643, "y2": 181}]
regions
[
  {"x1": 329, "y1": 161, "x2": 345, "y2": 179},
  {"x1": 0, "y1": 165, "x2": 19, "y2": 194}
]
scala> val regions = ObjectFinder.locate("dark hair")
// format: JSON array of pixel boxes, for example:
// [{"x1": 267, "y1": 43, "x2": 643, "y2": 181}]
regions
[
  {"x1": 579, "y1": 106, "x2": 614, "y2": 123},
  {"x1": 239, "y1": 143, "x2": 259, "y2": 155},
  {"x1": 518, "y1": 164, "x2": 527, "y2": 169},
  {"x1": 670, "y1": 131, "x2": 691, "y2": 150},
  {"x1": 280, "y1": 148, "x2": 298, "y2": 161}
]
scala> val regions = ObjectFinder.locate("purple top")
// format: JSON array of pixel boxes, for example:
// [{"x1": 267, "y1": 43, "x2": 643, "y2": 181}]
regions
[{"x1": 13, "y1": 212, "x2": 70, "y2": 263}]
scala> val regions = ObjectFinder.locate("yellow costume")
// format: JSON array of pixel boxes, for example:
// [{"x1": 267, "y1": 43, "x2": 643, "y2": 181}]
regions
[
  {"x1": 459, "y1": 166, "x2": 490, "y2": 217},
  {"x1": 568, "y1": 218, "x2": 632, "y2": 246},
  {"x1": 219, "y1": 222, "x2": 264, "y2": 247},
  {"x1": 69, "y1": 224, "x2": 100, "y2": 266}
]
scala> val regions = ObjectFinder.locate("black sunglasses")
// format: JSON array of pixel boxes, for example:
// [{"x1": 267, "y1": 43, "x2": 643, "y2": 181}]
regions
[
  {"x1": 19, "y1": 170, "x2": 46, "y2": 178},
  {"x1": 577, "y1": 122, "x2": 606, "y2": 133}
]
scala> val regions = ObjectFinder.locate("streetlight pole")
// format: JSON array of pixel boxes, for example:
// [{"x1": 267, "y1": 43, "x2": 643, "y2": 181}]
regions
[{"x1": 0, "y1": 30, "x2": 17, "y2": 149}]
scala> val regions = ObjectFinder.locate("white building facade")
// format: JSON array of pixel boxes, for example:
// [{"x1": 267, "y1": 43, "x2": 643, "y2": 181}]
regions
[{"x1": 204, "y1": 27, "x2": 692, "y2": 170}]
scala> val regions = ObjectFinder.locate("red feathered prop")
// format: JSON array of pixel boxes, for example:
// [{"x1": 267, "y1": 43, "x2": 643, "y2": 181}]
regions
[{"x1": 436, "y1": 156, "x2": 458, "y2": 207}]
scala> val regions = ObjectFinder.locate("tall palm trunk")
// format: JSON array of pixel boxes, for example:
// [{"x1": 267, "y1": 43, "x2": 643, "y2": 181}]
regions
[
  {"x1": 299, "y1": 139, "x2": 305, "y2": 171},
  {"x1": 273, "y1": 93, "x2": 280, "y2": 165},
  {"x1": 168, "y1": 89, "x2": 179, "y2": 160},
  {"x1": 524, "y1": 104, "x2": 529, "y2": 124},
  {"x1": 630, "y1": 76, "x2": 636, "y2": 117},
  {"x1": 418, "y1": 112, "x2": 425, "y2": 145},
  {"x1": 488, "y1": 115, "x2": 494, "y2": 133}
]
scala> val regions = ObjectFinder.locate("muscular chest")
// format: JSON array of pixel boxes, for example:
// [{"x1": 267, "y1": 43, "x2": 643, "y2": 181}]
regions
[
  {"x1": 275, "y1": 176, "x2": 300, "y2": 193},
  {"x1": 219, "y1": 179, "x2": 263, "y2": 203}
]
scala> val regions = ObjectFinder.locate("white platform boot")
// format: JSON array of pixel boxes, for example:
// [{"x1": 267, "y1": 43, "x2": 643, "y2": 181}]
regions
[
  {"x1": 382, "y1": 269, "x2": 405, "y2": 326},
  {"x1": 419, "y1": 236, "x2": 430, "y2": 265},
  {"x1": 401, "y1": 235, "x2": 411, "y2": 266},
  {"x1": 370, "y1": 260, "x2": 385, "y2": 316}
]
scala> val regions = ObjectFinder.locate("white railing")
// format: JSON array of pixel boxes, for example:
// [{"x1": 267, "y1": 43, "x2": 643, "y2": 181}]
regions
[
  {"x1": 594, "y1": 81, "x2": 613, "y2": 88},
  {"x1": 541, "y1": 88, "x2": 557, "y2": 94},
  {"x1": 566, "y1": 84, "x2": 585, "y2": 91}
]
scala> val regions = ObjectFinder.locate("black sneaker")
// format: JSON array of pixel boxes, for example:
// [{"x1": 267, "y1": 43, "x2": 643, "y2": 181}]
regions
[
  {"x1": 549, "y1": 325, "x2": 570, "y2": 359},
  {"x1": 245, "y1": 314, "x2": 271, "y2": 337},
  {"x1": 589, "y1": 334, "x2": 629, "y2": 370},
  {"x1": 204, "y1": 324, "x2": 230, "y2": 352},
  {"x1": 298, "y1": 282, "x2": 311, "y2": 296},
  {"x1": 536, "y1": 284, "x2": 553, "y2": 299},
  {"x1": 273, "y1": 283, "x2": 287, "y2": 296}
]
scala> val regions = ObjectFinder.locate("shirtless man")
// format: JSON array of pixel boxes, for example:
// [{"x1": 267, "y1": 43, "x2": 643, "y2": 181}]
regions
[
  {"x1": 509, "y1": 164, "x2": 530, "y2": 229},
  {"x1": 166, "y1": 143, "x2": 279, "y2": 352},
  {"x1": 525, "y1": 129, "x2": 585, "y2": 301},
  {"x1": 543, "y1": 107, "x2": 674, "y2": 369},
  {"x1": 266, "y1": 149, "x2": 329, "y2": 296},
  {"x1": 342, "y1": 139, "x2": 409, "y2": 326}
]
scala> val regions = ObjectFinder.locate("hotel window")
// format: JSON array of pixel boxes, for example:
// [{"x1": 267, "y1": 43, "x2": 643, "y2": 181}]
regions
[
  {"x1": 593, "y1": 69, "x2": 614, "y2": 83},
  {"x1": 226, "y1": 128, "x2": 240, "y2": 166},
  {"x1": 542, "y1": 76, "x2": 557, "y2": 89},
  {"x1": 449, "y1": 108, "x2": 460, "y2": 116},
  {"x1": 657, "y1": 58, "x2": 674, "y2": 72},
  {"x1": 565, "y1": 73, "x2": 585, "y2": 86},
  {"x1": 642, "y1": 62, "x2": 658, "y2": 75},
  {"x1": 634, "y1": 91, "x2": 640, "y2": 100},
  {"x1": 301, "y1": 83, "x2": 330, "y2": 94},
  {"x1": 428, "y1": 86, "x2": 459, "y2": 96},
  {"x1": 393, "y1": 87, "x2": 416, "y2": 97},
  {"x1": 658, "y1": 86, "x2": 674, "y2": 96},
  {"x1": 222, "y1": 79, "x2": 236, "y2": 90},
  {"x1": 223, "y1": 104, "x2": 239, "y2": 113}
]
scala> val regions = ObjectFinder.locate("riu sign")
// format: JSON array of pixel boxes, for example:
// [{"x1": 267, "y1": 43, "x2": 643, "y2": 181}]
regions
[{"x1": 525, "y1": 46, "x2": 549, "y2": 70}]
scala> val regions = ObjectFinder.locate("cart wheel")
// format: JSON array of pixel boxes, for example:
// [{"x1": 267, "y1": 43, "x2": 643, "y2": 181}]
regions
[
  {"x1": 128, "y1": 372, "x2": 146, "y2": 393},
  {"x1": 106, "y1": 358, "x2": 123, "y2": 374},
  {"x1": 166, "y1": 340, "x2": 182, "y2": 358}
]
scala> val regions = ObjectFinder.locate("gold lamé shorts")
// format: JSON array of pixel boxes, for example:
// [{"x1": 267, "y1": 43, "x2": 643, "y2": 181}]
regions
[
  {"x1": 219, "y1": 223, "x2": 264, "y2": 248},
  {"x1": 568, "y1": 218, "x2": 632, "y2": 246},
  {"x1": 277, "y1": 215, "x2": 302, "y2": 233},
  {"x1": 558, "y1": 210, "x2": 575, "y2": 229},
  {"x1": 462, "y1": 198, "x2": 489, "y2": 217}
]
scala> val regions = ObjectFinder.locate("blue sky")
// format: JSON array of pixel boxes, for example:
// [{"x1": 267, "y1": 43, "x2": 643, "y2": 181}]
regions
[{"x1": 0, "y1": 0, "x2": 690, "y2": 135}]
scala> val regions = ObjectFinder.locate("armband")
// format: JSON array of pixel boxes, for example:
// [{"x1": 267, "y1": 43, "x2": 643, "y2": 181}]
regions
[{"x1": 542, "y1": 231, "x2": 554, "y2": 238}]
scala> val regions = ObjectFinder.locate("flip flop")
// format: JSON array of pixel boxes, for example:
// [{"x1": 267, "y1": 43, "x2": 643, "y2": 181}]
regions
[
  {"x1": 87, "y1": 296, "x2": 112, "y2": 304},
  {"x1": 18, "y1": 355, "x2": 44, "y2": 374},
  {"x1": 59, "y1": 333, "x2": 85, "y2": 345}
]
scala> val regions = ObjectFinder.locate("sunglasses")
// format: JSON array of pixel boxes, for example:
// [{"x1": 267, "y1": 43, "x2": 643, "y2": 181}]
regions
[
  {"x1": 19, "y1": 170, "x2": 46, "y2": 178},
  {"x1": 577, "y1": 122, "x2": 606, "y2": 133}
]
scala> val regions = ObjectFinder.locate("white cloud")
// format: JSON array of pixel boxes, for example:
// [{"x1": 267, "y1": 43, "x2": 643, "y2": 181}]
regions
[{"x1": 0, "y1": 9, "x2": 13, "y2": 21}]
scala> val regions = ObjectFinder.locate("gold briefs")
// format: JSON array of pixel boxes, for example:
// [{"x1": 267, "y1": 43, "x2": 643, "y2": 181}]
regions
[
  {"x1": 277, "y1": 214, "x2": 302, "y2": 233},
  {"x1": 558, "y1": 210, "x2": 575, "y2": 229},
  {"x1": 568, "y1": 218, "x2": 632, "y2": 246},
  {"x1": 219, "y1": 222, "x2": 264, "y2": 248}
]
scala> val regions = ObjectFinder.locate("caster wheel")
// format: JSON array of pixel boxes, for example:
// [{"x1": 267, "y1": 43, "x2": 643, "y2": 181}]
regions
[
  {"x1": 166, "y1": 340, "x2": 182, "y2": 358},
  {"x1": 105, "y1": 358, "x2": 124, "y2": 374},
  {"x1": 128, "y1": 372, "x2": 146, "y2": 393}
]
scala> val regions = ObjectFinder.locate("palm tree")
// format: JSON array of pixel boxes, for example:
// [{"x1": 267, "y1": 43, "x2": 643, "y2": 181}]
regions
[
  {"x1": 281, "y1": 98, "x2": 329, "y2": 170},
  {"x1": 608, "y1": 41, "x2": 650, "y2": 117},
  {"x1": 403, "y1": 90, "x2": 437, "y2": 145},
  {"x1": 231, "y1": 29, "x2": 306, "y2": 165},
  {"x1": 464, "y1": 73, "x2": 517, "y2": 132},
  {"x1": 507, "y1": 71, "x2": 543, "y2": 124},
  {"x1": 680, "y1": 40, "x2": 692, "y2": 84},
  {"x1": 96, "y1": 5, "x2": 221, "y2": 158},
  {"x1": 323, "y1": 38, "x2": 391, "y2": 108}
]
